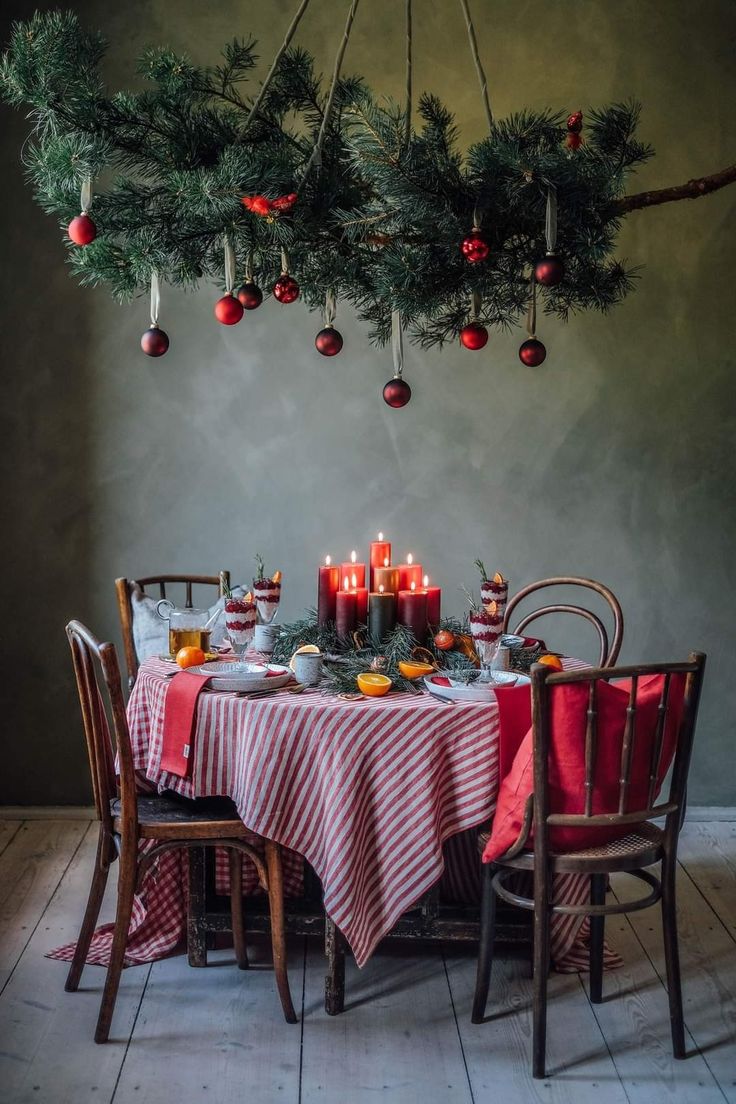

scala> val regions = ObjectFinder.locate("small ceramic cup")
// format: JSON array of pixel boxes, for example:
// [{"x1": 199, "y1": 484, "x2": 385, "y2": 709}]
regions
[{"x1": 294, "y1": 650, "x2": 323, "y2": 687}]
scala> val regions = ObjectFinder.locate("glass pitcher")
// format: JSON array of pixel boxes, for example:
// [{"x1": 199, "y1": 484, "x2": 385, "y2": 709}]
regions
[{"x1": 156, "y1": 600, "x2": 212, "y2": 656}]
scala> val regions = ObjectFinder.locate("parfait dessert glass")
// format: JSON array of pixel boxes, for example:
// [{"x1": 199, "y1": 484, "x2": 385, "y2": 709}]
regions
[
  {"x1": 224, "y1": 595, "x2": 257, "y2": 661},
  {"x1": 469, "y1": 602, "x2": 504, "y2": 683}
]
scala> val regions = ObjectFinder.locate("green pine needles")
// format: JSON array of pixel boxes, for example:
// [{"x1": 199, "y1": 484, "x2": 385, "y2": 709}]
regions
[{"x1": 1, "y1": 10, "x2": 656, "y2": 345}]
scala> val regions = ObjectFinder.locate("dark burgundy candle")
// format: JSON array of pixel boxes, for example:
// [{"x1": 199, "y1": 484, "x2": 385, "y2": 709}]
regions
[
  {"x1": 318, "y1": 557, "x2": 340, "y2": 625},
  {"x1": 422, "y1": 574, "x2": 442, "y2": 627},
  {"x1": 397, "y1": 586, "x2": 428, "y2": 644},
  {"x1": 336, "y1": 584, "x2": 357, "y2": 640}
]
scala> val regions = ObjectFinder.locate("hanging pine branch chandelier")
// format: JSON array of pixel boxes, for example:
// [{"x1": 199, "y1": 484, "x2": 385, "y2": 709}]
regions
[{"x1": 2, "y1": 2, "x2": 735, "y2": 406}]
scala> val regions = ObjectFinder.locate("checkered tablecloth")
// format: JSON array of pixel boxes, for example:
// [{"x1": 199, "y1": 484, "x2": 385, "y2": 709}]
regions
[{"x1": 50, "y1": 656, "x2": 620, "y2": 972}]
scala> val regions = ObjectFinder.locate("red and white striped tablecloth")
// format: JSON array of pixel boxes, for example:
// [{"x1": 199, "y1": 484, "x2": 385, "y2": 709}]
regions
[{"x1": 109, "y1": 656, "x2": 609, "y2": 971}]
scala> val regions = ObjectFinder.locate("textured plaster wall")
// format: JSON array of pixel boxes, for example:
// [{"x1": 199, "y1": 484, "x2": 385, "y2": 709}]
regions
[{"x1": 1, "y1": 0, "x2": 735, "y2": 805}]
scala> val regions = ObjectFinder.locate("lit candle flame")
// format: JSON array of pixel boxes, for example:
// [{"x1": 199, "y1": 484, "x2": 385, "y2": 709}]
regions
[
  {"x1": 343, "y1": 576, "x2": 350, "y2": 591},
  {"x1": 423, "y1": 574, "x2": 429, "y2": 588},
  {"x1": 325, "y1": 555, "x2": 331, "y2": 566},
  {"x1": 351, "y1": 572, "x2": 357, "y2": 589},
  {"x1": 407, "y1": 553, "x2": 413, "y2": 565},
  {"x1": 410, "y1": 580, "x2": 416, "y2": 592},
  {"x1": 379, "y1": 584, "x2": 385, "y2": 594},
  {"x1": 378, "y1": 531, "x2": 384, "y2": 541},
  {"x1": 350, "y1": 550, "x2": 357, "y2": 563},
  {"x1": 384, "y1": 555, "x2": 389, "y2": 567}
]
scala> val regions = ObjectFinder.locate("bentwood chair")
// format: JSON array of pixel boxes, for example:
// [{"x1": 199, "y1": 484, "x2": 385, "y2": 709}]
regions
[
  {"x1": 115, "y1": 571, "x2": 230, "y2": 689},
  {"x1": 471, "y1": 653, "x2": 706, "y2": 1079},
  {"x1": 503, "y1": 576, "x2": 624, "y2": 667},
  {"x1": 65, "y1": 620, "x2": 296, "y2": 1042}
]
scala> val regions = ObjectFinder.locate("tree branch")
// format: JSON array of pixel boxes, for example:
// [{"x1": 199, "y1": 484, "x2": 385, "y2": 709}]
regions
[{"x1": 611, "y1": 164, "x2": 736, "y2": 215}]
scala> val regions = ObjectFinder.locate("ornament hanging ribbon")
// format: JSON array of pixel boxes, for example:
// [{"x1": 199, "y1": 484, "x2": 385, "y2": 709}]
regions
[
  {"x1": 80, "y1": 176, "x2": 92, "y2": 215},
  {"x1": 545, "y1": 185, "x2": 558, "y2": 254},
  {"x1": 324, "y1": 288, "x2": 337, "y2": 328},
  {"x1": 470, "y1": 289, "x2": 482, "y2": 321},
  {"x1": 525, "y1": 271, "x2": 537, "y2": 339},
  {"x1": 391, "y1": 309, "x2": 404, "y2": 378},
  {"x1": 150, "y1": 270, "x2": 161, "y2": 328},
  {"x1": 224, "y1": 238, "x2": 236, "y2": 294},
  {"x1": 281, "y1": 247, "x2": 290, "y2": 275}
]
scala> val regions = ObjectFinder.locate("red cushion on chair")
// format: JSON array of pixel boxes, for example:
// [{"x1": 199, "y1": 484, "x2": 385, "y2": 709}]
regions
[{"x1": 482, "y1": 674, "x2": 686, "y2": 863}]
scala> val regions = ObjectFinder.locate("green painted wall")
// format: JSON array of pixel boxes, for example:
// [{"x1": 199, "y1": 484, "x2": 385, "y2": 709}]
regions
[{"x1": 1, "y1": 0, "x2": 734, "y2": 805}]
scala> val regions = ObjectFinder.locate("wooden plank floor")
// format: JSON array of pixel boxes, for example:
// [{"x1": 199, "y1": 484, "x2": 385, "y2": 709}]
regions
[{"x1": 0, "y1": 817, "x2": 734, "y2": 1104}]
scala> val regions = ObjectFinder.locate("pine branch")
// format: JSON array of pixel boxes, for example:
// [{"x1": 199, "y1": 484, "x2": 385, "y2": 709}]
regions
[{"x1": 611, "y1": 164, "x2": 736, "y2": 214}]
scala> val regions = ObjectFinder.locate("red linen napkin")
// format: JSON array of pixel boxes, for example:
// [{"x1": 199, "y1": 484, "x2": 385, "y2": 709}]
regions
[{"x1": 160, "y1": 671, "x2": 211, "y2": 777}]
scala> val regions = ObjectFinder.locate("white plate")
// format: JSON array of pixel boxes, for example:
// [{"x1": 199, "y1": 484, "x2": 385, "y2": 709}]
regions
[
  {"x1": 424, "y1": 672, "x2": 530, "y2": 703},
  {"x1": 186, "y1": 662, "x2": 292, "y2": 693}
]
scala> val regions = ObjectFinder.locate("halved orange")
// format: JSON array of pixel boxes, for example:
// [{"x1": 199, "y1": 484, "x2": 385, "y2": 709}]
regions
[
  {"x1": 398, "y1": 660, "x2": 435, "y2": 680},
  {"x1": 356, "y1": 672, "x2": 392, "y2": 697},
  {"x1": 537, "y1": 654, "x2": 564, "y2": 671}
]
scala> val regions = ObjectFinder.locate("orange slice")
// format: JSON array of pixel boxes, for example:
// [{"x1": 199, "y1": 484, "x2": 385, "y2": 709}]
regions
[
  {"x1": 537, "y1": 654, "x2": 563, "y2": 671},
  {"x1": 356, "y1": 672, "x2": 392, "y2": 697}
]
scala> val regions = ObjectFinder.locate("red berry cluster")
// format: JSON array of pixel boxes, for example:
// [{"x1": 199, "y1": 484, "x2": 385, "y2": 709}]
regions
[{"x1": 566, "y1": 110, "x2": 583, "y2": 151}]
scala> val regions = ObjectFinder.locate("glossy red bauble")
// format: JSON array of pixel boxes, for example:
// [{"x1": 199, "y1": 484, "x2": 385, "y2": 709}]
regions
[
  {"x1": 141, "y1": 326, "x2": 170, "y2": 357},
  {"x1": 460, "y1": 322, "x2": 488, "y2": 350},
  {"x1": 382, "y1": 377, "x2": 412, "y2": 408},
  {"x1": 236, "y1": 281, "x2": 263, "y2": 310},
  {"x1": 519, "y1": 338, "x2": 547, "y2": 367},
  {"x1": 315, "y1": 326, "x2": 343, "y2": 356},
  {"x1": 534, "y1": 254, "x2": 565, "y2": 287},
  {"x1": 214, "y1": 294, "x2": 244, "y2": 325},
  {"x1": 273, "y1": 274, "x2": 300, "y2": 303},
  {"x1": 566, "y1": 110, "x2": 583, "y2": 133},
  {"x1": 67, "y1": 213, "x2": 97, "y2": 246},
  {"x1": 461, "y1": 229, "x2": 490, "y2": 264}
]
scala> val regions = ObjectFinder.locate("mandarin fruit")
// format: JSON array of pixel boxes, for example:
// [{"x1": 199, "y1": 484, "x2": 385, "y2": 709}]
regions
[{"x1": 176, "y1": 646, "x2": 206, "y2": 669}]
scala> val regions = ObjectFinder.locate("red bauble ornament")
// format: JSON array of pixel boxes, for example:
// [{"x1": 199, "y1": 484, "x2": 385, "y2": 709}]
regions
[
  {"x1": 519, "y1": 338, "x2": 547, "y2": 367},
  {"x1": 534, "y1": 254, "x2": 565, "y2": 287},
  {"x1": 566, "y1": 110, "x2": 583, "y2": 133},
  {"x1": 566, "y1": 132, "x2": 583, "y2": 151},
  {"x1": 460, "y1": 322, "x2": 488, "y2": 350},
  {"x1": 237, "y1": 281, "x2": 263, "y2": 310},
  {"x1": 141, "y1": 326, "x2": 170, "y2": 357},
  {"x1": 273, "y1": 274, "x2": 300, "y2": 303},
  {"x1": 315, "y1": 326, "x2": 343, "y2": 356},
  {"x1": 461, "y1": 229, "x2": 490, "y2": 264},
  {"x1": 214, "y1": 294, "x2": 244, "y2": 325},
  {"x1": 382, "y1": 377, "x2": 412, "y2": 408},
  {"x1": 67, "y1": 213, "x2": 97, "y2": 246}
]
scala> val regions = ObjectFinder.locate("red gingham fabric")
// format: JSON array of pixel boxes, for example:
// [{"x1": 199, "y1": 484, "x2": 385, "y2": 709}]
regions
[{"x1": 49, "y1": 657, "x2": 620, "y2": 972}]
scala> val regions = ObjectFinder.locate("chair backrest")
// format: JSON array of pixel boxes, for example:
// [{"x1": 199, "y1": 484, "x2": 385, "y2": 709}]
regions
[
  {"x1": 115, "y1": 571, "x2": 230, "y2": 689},
  {"x1": 503, "y1": 576, "x2": 624, "y2": 667},
  {"x1": 529, "y1": 654, "x2": 706, "y2": 864},
  {"x1": 66, "y1": 620, "x2": 138, "y2": 836}
]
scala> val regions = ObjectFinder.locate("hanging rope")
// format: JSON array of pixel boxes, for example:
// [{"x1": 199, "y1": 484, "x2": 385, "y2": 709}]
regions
[
  {"x1": 458, "y1": 0, "x2": 493, "y2": 134},
  {"x1": 150, "y1": 270, "x2": 160, "y2": 327},
  {"x1": 239, "y1": 0, "x2": 313, "y2": 139},
  {"x1": 302, "y1": 0, "x2": 361, "y2": 181},
  {"x1": 545, "y1": 185, "x2": 558, "y2": 253},
  {"x1": 391, "y1": 309, "x2": 404, "y2": 377},
  {"x1": 404, "y1": 0, "x2": 412, "y2": 149},
  {"x1": 324, "y1": 289, "x2": 337, "y2": 327},
  {"x1": 525, "y1": 271, "x2": 537, "y2": 338},
  {"x1": 223, "y1": 237, "x2": 236, "y2": 293}
]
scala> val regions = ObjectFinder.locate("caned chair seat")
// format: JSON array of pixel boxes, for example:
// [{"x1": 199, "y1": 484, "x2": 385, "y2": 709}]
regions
[
  {"x1": 110, "y1": 795, "x2": 251, "y2": 840},
  {"x1": 478, "y1": 821, "x2": 664, "y2": 874}
]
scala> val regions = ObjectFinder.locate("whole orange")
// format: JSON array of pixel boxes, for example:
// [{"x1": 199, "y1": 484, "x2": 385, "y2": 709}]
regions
[
  {"x1": 433, "y1": 629, "x2": 455, "y2": 651},
  {"x1": 176, "y1": 645, "x2": 206, "y2": 669},
  {"x1": 537, "y1": 653, "x2": 563, "y2": 671}
]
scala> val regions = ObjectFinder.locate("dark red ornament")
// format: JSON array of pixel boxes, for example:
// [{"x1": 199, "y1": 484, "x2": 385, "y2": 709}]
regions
[
  {"x1": 566, "y1": 110, "x2": 583, "y2": 133},
  {"x1": 141, "y1": 326, "x2": 170, "y2": 357},
  {"x1": 237, "y1": 281, "x2": 263, "y2": 310},
  {"x1": 214, "y1": 294, "x2": 244, "y2": 325},
  {"x1": 273, "y1": 274, "x2": 300, "y2": 303},
  {"x1": 315, "y1": 326, "x2": 343, "y2": 356},
  {"x1": 534, "y1": 254, "x2": 565, "y2": 287},
  {"x1": 67, "y1": 213, "x2": 97, "y2": 246},
  {"x1": 382, "y1": 377, "x2": 412, "y2": 408},
  {"x1": 460, "y1": 322, "x2": 488, "y2": 350},
  {"x1": 519, "y1": 338, "x2": 547, "y2": 367},
  {"x1": 461, "y1": 229, "x2": 490, "y2": 264}
]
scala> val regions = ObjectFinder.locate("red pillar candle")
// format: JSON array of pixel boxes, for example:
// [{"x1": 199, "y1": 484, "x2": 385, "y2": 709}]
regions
[
  {"x1": 317, "y1": 556, "x2": 340, "y2": 625},
  {"x1": 340, "y1": 550, "x2": 366, "y2": 589},
  {"x1": 397, "y1": 553, "x2": 423, "y2": 592},
  {"x1": 336, "y1": 581, "x2": 357, "y2": 640},
  {"x1": 422, "y1": 574, "x2": 442, "y2": 627},
  {"x1": 354, "y1": 587, "x2": 369, "y2": 624},
  {"x1": 369, "y1": 532, "x2": 391, "y2": 591},
  {"x1": 397, "y1": 585, "x2": 428, "y2": 644}
]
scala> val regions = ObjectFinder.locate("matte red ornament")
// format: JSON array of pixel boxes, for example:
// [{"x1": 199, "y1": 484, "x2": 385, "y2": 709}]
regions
[
  {"x1": 461, "y1": 229, "x2": 490, "y2": 264},
  {"x1": 315, "y1": 326, "x2": 343, "y2": 356},
  {"x1": 214, "y1": 293, "x2": 244, "y2": 325},
  {"x1": 382, "y1": 377, "x2": 412, "y2": 408},
  {"x1": 273, "y1": 274, "x2": 300, "y2": 303},
  {"x1": 237, "y1": 281, "x2": 263, "y2": 310},
  {"x1": 519, "y1": 338, "x2": 547, "y2": 367},
  {"x1": 67, "y1": 213, "x2": 97, "y2": 246},
  {"x1": 460, "y1": 322, "x2": 488, "y2": 350},
  {"x1": 534, "y1": 254, "x2": 565, "y2": 287},
  {"x1": 141, "y1": 326, "x2": 170, "y2": 357},
  {"x1": 566, "y1": 131, "x2": 583, "y2": 151},
  {"x1": 566, "y1": 110, "x2": 583, "y2": 133}
]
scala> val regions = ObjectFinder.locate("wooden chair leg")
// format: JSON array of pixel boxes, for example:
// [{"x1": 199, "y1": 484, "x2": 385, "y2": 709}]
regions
[
  {"x1": 94, "y1": 839, "x2": 137, "y2": 1044},
  {"x1": 661, "y1": 858, "x2": 686, "y2": 1058},
  {"x1": 532, "y1": 875, "x2": 551, "y2": 1080},
  {"x1": 324, "y1": 916, "x2": 346, "y2": 1016},
  {"x1": 589, "y1": 873, "x2": 606, "y2": 1004},
  {"x1": 265, "y1": 840, "x2": 297, "y2": 1023},
  {"x1": 187, "y1": 845, "x2": 208, "y2": 968},
  {"x1": 229, "y1": 849, "x2": 249, "y2": 970},
  {"x1": 471, "y1": 862, "x2": 497, "y2": 1023},
  {"x1": 65, "y1": 828, "x2": 113, "y2": 993}
]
